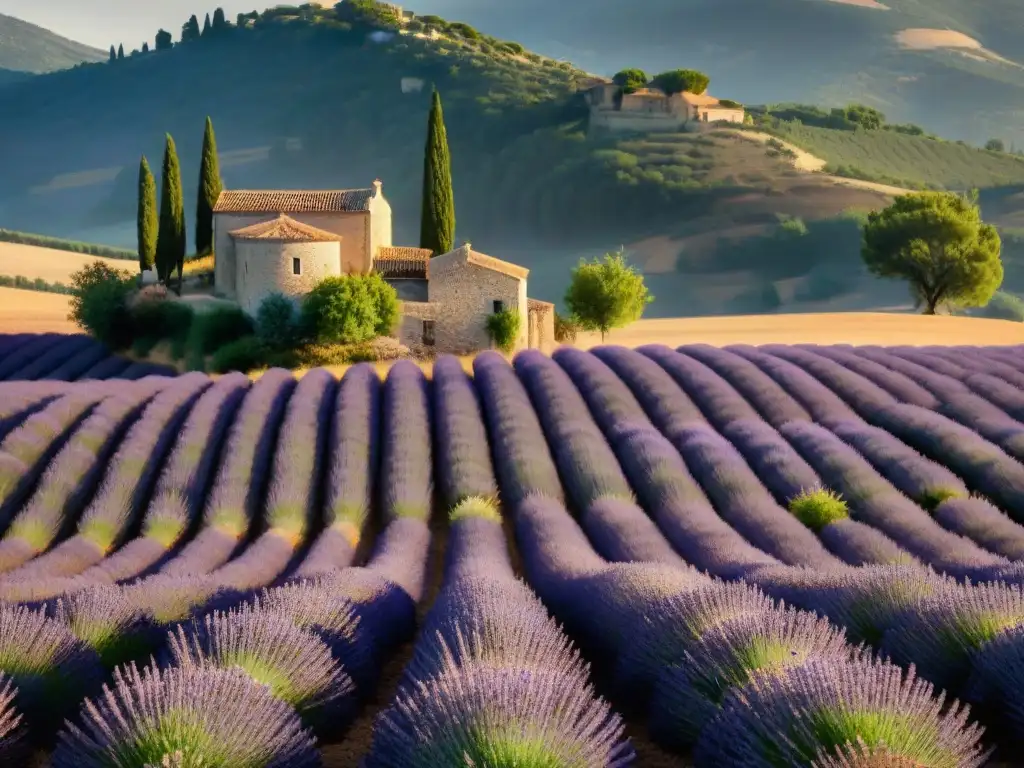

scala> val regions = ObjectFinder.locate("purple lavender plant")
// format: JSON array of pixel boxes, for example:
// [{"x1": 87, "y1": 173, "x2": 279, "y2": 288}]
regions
[
  {"x1": 514, "y1": 349, "x2": 636, "y2": 508},
  {"x1": 720, "y1": 419, "x2": 820, "y2": 504},
  {"x1": 51, "y1": 661, "x2": 320, "y2": 768},
  {"x1": 582, "y1": 494, "x2": 690, "y2": 566},
  {"x1": 168, "y1": 603, "x2": 356, "y2": 728},
  {"x1": 294, "y1": 363, "x2": 381, "y2": 576},
  {"x1": 649, "y1": 606, "x2": 852, "y2": 751},
  {"x1": 964, "y1": 371, "x2": 1024, "y2": 421},
  {"x1": 678, "y1": 344, "x2": 813, "y2": 427},
  {"x1": 881, "y1": 578, "x2": 1024, "y2": 693},
  {"x1": 42, "y1": 340, "x2": 112, "y2": 382},
  {"x1": 160, "y1": 369, "x2": 296, "y2": 576},
  {"x1": 725, "y1": 344, "x2": 862, "y2": 424},
  {"x1": 364, "y1": 662, "x2": 634, "y2": 767},
  {"x1": 0, "y1": 603, "x2": 103, "y2": 740},
  {"x1": 471, "y1": 352, "x2": 566, "y2": 506},
  {"x1": 933, "y1": 495, "x2": 1024, "y2": 560},
  {"x1": 849, "y1": 347, "x2": 967, "y2": 401},
  {"x1": 801, "y1": 345, "x2": 940, "y2": 407},
  {"x1": 612, "y1": 579, "x2": 776, "y2": 701},
  {"x1": 380, "y1": 360, "x2": 432, "y2": 521},
  {"x1": 0, "y1": 333, "x2": 66, "y2": 378},
  {"x1": 871, "y1": 402, "x2": 1024, "y2": 518},
  {"x1": 432, "y1": 355, "x2": 498, "y2": 507},
  {"x1": 9, "y1": 334, "x2": 96, "y2": 380},
  {"x1": 0, "y1": 673, "x2": 24, "y2": 765},
  {"x1": 52, "y1": 585, "x2": 154, "y2": 669},
  {"x1": 694, "y1": 656, "x2": 989, "y2": 768}
]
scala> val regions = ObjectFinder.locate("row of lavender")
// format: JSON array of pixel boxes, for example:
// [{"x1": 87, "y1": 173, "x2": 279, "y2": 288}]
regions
[
  {"x1": 469, "y1": 346, "x2": 1024, "y2": 764},
  {"x1": 0, "y1": 333, "x2": 176, "y2": 382},
  {"x1": 0, "y1": 362, "x2": 439, "y2": 764}
]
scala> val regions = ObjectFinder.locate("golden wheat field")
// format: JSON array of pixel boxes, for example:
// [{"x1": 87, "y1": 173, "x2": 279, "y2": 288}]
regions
[{"x1": 0, "y1": 242, "x2": 135, "y2": 285}]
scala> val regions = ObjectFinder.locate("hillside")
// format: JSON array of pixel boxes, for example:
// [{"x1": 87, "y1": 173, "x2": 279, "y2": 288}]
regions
[
  {"x1": 417, "y1": 0, "x2": 1024, "y2": 147},
  {"x1": 2, "y1": 2, "x2": 1024, "y2": 317},
  {"x1": 0, "y1": 13, "x2": 106, "y2": 73}
]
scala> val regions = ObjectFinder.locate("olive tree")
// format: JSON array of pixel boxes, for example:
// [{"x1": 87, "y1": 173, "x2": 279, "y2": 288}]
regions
[
  {"x1": 861, "y1": 191, "x2": 1003, "y2": 314},
  {"x1": 564, "y1": 251, "x2": 652, "y2": 342}
]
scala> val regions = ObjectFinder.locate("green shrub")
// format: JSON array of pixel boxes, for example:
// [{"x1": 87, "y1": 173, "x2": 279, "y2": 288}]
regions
[
  {"x1": 68, "y1": 262, "x2": 138, "y2": 348},
  {"x1": 917, "y1": 487, "x2": 966, "y2": 511},
  {"x1": 554, "y1": 311, "x2": 579, "y2": 343},
  {"x1": 130, "y1": 294, "x2": 194, "y2": 350},
  {"x1": 485, "y1": 308, "x2": 521, "y2": 353},
  {"x1": 301, "y1": 274, "x2": 398, "y2": 344},
  {"x1": 187, "y1": 306, "x2": 254, "y2": 356},
  {"x1": 209, "y1": 336, "x2": 269, "y2": 374},
  {"x1": 256, "y1": 293, "x2": 298, "y2": 348},
  {"x1": 788, "y1": 488, "x2": 848, "y2": 531}
]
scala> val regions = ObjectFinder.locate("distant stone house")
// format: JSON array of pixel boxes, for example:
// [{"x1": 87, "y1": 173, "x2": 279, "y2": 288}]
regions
[
  {"x1": 585, "y1": 78, "x2": 745, "y2": 132},
  {"x1": 211, "y1": 182, "x2": 555, "y2": 353}
]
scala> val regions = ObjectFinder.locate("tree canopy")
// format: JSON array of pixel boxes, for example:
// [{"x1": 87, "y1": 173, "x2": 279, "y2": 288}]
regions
[
  {"x1": 420, "y1": 89, "x2": 455, "y2": 256},
  {"x1": 155, "y1": 29, "x2": 172, "y2": 50},
  {"x1": 612, "y1": 68, "x2": 648, "y2": 93},
  {"x1": 182, "y1": 15, "x2": 201, "y2": 42},
  {"x1": 137, "y1": 156, "x2": 157, "y2": 273},
  {"x1": 861, "y1": 191, "x2": 1003, "y2": 314},
  {"x1": 195, "y1": 116, "x2": 223, "y2": 257},
  {"x1": 564, "y1": 251, "x2": 652, "y2": 341},
  {"x1": 651, "y1": 69, "x2": 710, "y2": 95},
  {"x1": 156, "y1": 134, "x2": 186, "y2": 286}
]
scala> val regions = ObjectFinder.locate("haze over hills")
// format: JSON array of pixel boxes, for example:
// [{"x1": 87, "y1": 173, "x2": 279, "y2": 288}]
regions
[
  {"x1": 0, "y1": 12, "x2": 107, "y2": 74},
  {"x1": 418, "y1": 0, "x2": 1024, "y2": 147},
  {"x1": 1, "y1": 1, "x2": 1023, "y2": 317}
]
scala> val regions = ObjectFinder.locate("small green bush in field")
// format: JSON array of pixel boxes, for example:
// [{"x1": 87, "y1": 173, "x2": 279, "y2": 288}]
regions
[
  {"x1": 188, "y1": 306, "x2": 254, "y2": 356},
  {"x1": 301, "y1": 274, "x2": 398, "y2": 344},
  {"x1": 918, "y1": 486, "x2": 966, "y2": 512},
  {"x1": 256, "y1": 292, "x2": 298, "y2": 348},
  {"x1": 68, "y1": 262, "x2": 138, "y2": 349},
  {"x1": 209, "y1": 336, "x2": 268, "y2": 373},
  {"x1": 788, "y1": 487, "x2": 848, "y2": 531},
  {"x1": 485, "y1": 308, "x2": 521, "y2": 352}
]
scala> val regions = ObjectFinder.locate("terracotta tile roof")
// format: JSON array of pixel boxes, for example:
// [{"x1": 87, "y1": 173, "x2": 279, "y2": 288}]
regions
[
  {"x1": 374, "y1": 246, "x2": 432, "y2": 279},
  {"x1": 228, "y1": 214, "x2": 342, "y2": 242},
  {"x1": 528, "y1": 298, "x2": 554, "y2": 315},
  {"x1": 679, "y1": 91, "x2": 721, "y2": 107},
  {"x1": 214, "y1": 188, "x2": 374, "y2": 213}
]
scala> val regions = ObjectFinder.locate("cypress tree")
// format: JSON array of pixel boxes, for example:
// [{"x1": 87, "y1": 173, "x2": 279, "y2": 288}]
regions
[
  {"x1": 419, "y1": 89, "x2": 455, "y2": 256},
  {"x1": 213, "y1": 8, "x2": 227, "y2": 29},
  {"x1": 109, "y1": 45, "x2": 116, "y2": 62},
  {"x1": 117, "y1": 44, "x2": 125, "y2": 60},
  {"x1": 183, "y1": 14, "x2": 201, "y2": 41},
  {"x1": 195, "y1": 116, "x2": 223, "y2": 257},
  {"x1": 137, "y1": 156, "x2": 158, "y2": 273},
  {"x1": 202, "y1": 13, "x2": 212, "y2": 36},
  {"x1": 156, "y1": 135, "x2": 186, "y2": 287},
  {"x1": 142, "y1": 42, "x2": 150, "y2": 53}
]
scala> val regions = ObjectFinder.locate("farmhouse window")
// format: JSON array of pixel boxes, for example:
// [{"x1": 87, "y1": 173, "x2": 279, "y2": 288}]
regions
[
  {"x1": 292, "y1": 258, "x2": 301, "y2": 275},
  {"x1": 423, "y1": 320, "x2": 435, "y2": 346},
  {"x1": 493, "y1": 300, "x2": 505, "y2": 314}
]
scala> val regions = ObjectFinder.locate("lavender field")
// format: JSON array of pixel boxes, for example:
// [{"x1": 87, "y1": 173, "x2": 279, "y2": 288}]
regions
[
  {"x1": 0, "y1": 333, "x2": 175, "y2": 382},
  {"x1": 0, "y1": 336, "x2": 1023, "y2": 766}
]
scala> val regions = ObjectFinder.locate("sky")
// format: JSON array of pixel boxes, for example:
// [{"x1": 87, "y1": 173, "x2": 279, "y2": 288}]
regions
[{"x1": 0, "y1": 1, "x2": 475, "y2": 50}]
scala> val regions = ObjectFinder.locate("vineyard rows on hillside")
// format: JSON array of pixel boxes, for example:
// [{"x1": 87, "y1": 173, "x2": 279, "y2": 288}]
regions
[{"x1": 0, "y1": 337, "x2": 1023, "y2": 764}]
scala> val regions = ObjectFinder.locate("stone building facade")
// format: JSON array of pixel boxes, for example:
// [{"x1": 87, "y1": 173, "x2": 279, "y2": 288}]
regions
[
  {"x1": 210, "y1": 183, "x2": 555, "y2": 354},
  {"x1": 585, "y1": 79, "x2": 745, "y2": 133}
]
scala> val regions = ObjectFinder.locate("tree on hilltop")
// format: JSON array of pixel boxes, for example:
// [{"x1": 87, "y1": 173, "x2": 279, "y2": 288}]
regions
[
  {"x1": 195, "y1": 116, "x2": 223, "y2": 258},
  {"x1": 182, "y1": 14, "x2": 201, "y2": 42},
  {"x1": 202, "y1": 13, "x2": 212, "y2": 36},
  {"x1": 986, "y1": 138, "x2": 1005, "y2": 152},
  {"x1": 108, "y1": 45, "x2": 116, "y2": 62},
  {"x1": 420, "y1": 89, "x2": 455, "y2": 256},
  {"x1": 564, "y1": 251, "x2": 652, "y2": 342},
  {"x1": 117, "y1": 44, "x2": 125, "y2": 60},
  {"x1": 155, "y1": 29, "x2": 172, "y2": 50},
  {"x1": 861, "y1": 191, "x2": 1003, "y2": 315},
  {"x1": 652, "y1": 69, "x2": 710, "y2": 95},
  {"x1": 612, "y1": 69, "x2": 648, "y2": 93},
  {"x1": 156, "y1": 135, "x2": 186, "y2": 290},
  {"x1": 137, "y1": 156, "x2": 158, "y2": 273},
  {"x1": 213, "y1": 8, "x2": 228, "y2": 30},
  {"x1": 142, "y1": 42, "x2": 150, "y2": 53}
]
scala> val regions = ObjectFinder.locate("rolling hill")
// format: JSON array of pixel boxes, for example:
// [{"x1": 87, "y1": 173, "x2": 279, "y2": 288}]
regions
[
  {"x1": 0, "y1": 12, "x2": 106, "y2": 74},
  {"x1": 417, "y1": 0, "x2": 1024, "y2": 147},
  {"x1": 1, "y1": 1, "x2": 1023, "y2": 318}
]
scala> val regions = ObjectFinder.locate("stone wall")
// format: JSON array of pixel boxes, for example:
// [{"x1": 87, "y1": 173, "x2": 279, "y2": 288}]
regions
[
  {"x1": 528, "y1": 305, "x2": 556, "y2": 353},
  {"x1": 214, "y1": 211, "x2": 371, "y2": 297},
  {"x1": 367, "y1": 194, "x2": 393, "y2": 270},
  {"x1": 428, "y1": 260, "x2": 527, "y2": 351},
  {"x1": 235, "y1": 239, "x2": 342, "y2": 316},
  {"x1": 397, "y1": 300, "x2": 442, "y2": 349}
]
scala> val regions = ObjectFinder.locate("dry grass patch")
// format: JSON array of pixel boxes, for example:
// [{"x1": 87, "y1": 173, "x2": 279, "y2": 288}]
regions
[{"x1": 0, "y1": 242, "x2": 134, "y2": 284}]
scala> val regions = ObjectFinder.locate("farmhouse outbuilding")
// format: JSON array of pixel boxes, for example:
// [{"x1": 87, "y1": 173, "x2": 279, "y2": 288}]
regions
[{"x1": 211, "y1": 181, "x2": 554, "y2": 353}]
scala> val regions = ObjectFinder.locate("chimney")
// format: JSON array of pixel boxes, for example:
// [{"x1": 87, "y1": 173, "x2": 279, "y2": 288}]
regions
[{"x1": 372, "y1": 179, "x2": 383, "y2": 196}]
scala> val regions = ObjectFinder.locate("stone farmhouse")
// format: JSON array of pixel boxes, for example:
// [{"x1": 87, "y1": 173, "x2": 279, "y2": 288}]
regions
[
  {"x1": 584, "y1": 77, "x2": 745, "y2": 133},
  {"x1": 211, "y1": 181, "x2": 555, "y2": 353}
]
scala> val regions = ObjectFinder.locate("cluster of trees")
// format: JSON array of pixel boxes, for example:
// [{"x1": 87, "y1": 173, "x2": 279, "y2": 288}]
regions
[
  {"x1": 136, "y1": 117, "x2": 223, "y2": 289},
  {"x1": 611, "y1": 67, "x2": 711, "y2": 96},
  {"x1": 109, "y1": 7, "x2": 231, "y2": 60}
]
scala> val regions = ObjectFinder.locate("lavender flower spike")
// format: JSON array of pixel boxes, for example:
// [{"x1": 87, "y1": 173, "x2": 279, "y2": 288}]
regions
[
  {"x1": 0, "y1": 673, "x2": 25, "y2": 765},
  {"x1": 52, "y1": 662, "x2": 320, "y2": 768}
]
